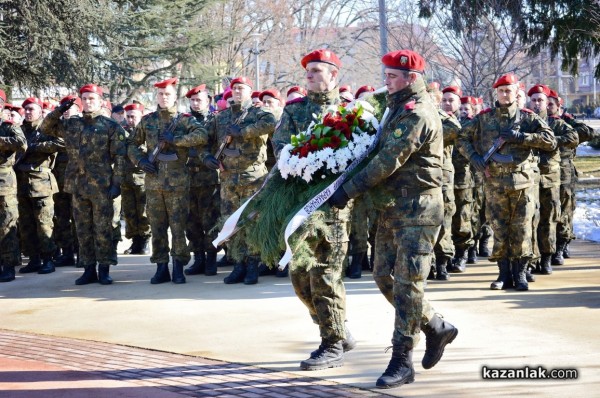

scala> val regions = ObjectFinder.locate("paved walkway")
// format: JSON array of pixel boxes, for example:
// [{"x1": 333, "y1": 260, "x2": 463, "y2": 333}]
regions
[{"x1": 1, "y1": 238, "x2": 599, "y2": 397}]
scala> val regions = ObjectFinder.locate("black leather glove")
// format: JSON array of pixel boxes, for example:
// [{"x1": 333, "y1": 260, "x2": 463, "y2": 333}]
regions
[
  {"x1": 107, "y1": 184, "x2": 121, "y2": 200},
  {"x1": 203, "y1": 155, "x2": 221, "y2": 170},
  {"x1": 499, "y1": 129, "x2": 525, "y2": 143},
  {"x1": 228, "y1": 125, "x2": 243, "y2": 137},
  {"x1": 328, "y1": 186, "x2": 350, "y2": 209},
  {"x1": 471, "y1": 154, "x2": 487, "y2": 173},
  {"x1": 138, "y1": 158, "x2": 158, "y2": 174},
  {"x1": 158, "y1": 131, "x2": 174, "y2": 144},
  {"x1": 57, "y1": 98, "x2": 76, "y2": 114}
]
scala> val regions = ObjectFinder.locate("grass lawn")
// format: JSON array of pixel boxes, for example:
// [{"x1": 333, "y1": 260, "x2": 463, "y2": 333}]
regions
[{"x1": 575, "y1": 156, "x2": 600, "y2": 178}]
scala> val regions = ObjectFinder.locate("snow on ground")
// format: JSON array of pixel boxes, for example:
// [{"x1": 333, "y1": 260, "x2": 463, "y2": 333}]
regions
[{"x1": 574, "y1": 188, "x2": 600, "y2": 242}]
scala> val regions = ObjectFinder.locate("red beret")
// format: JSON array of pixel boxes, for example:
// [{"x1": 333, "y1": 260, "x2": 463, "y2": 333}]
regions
[
  {"x1": 301, "y1": 49, "x2": 342, "y2": 69},
  {"x1": 223, "y1": 91, "x2": 232, "y2": 101},
  {"x1": 185, "y1": 84, "x2": 206, "y2": 98},
  {"x1": 0, "y1": 89, "x2": 5, "y2": 103},
  {"x1": 42, "y1": 101, "x2": 55, "y2": 110},
  {"x1": 154, "y1": 77, "x2": 179, "y2": 88},
  {"x1": 527, "y1": 84, "x2": 550, "y2": 97},
  {"x1": 230, "y1": 76, "x2": 253, "y2": 89},
  {"x1": 251, "y1": 91, "x2": 261, "y2": 99},
  {"x1": 22, "y1": 97, "x2": 43, "y2": 109},
  {"x1": 259, "y1": 89, "x2": 281, "y2": 102},
  {"x1": 355, "y1": 85, "x2": 375, "y2": 98},
  {"x1": 124, "y1": 103, "x2": 144, "y2": 112},
  {"x1": 13, "y1": 106, "x2": 25, "y2": 116},
  {"x1": 4, "y1": 103, "x2": 12, "y2": 110},
  {"x1": 339, "y1": 85, "x2": 352, "y2": 93},
  {"x1": 442, "y1": 86, "x2": 462, "y2": 97},
  {"x1": 428, "y1": 82, "x2": 441, "y2": 91},
  {"x1": 382, "y1": 50, "x2": 426, "y2": 73},
  {"x1": 548, "y1": 89, "x2": 559, "y2": 101},
  {"x1": 79, "y1": 84, "x2": 103, "y2": 96},
  {"x1": 460, "y1": 96, "x2": 476, "y2": 105},
  {"x1": 493, "y1": 73, "x2": 519, "y2": 88},
  {"x1": 477, "y1": 97, "x2": 484, "y2": 104},
  {"x1": 60, "y1": 95, "x2": 82, "y2": 110},
  {"x1": 286, "y1": 86, "x2": 307, "y2": 97}
]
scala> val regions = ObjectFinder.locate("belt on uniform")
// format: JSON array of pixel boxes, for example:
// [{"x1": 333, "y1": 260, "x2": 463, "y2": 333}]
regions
[
  {"x1": 488, "y1": 163, "x2": 530, "y2": 174},
  {"x1": 398, "y1": 186, "x2": 442, "y2": 198},
  {"x1": 15, "y1": 164, "x2": 52, "y2": 173}
]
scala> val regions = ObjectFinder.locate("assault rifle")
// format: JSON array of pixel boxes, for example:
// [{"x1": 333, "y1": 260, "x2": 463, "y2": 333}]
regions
[
  {"x1": 148, "y1": 114, "x2": 182, "y2": 164},
  {"x1": 214, "y1": 136, "x2": 233, "y2": 171}
]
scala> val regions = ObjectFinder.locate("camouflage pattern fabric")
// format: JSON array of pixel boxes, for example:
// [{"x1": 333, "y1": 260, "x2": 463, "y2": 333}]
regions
[
  {"x1": 530, "y1": 160, "x2": 541, "y2": 261},
  {"x1": 147, "y1": 189, "x2": 190, "y2": 264},
  {"x1": 18, "y1": 196, "x2": 55, "y2": 257},
  {"x1": 52, "y1": 158, "x2": 76, "y2": 248},
  {"x1": 72, "y1": 190, "x2": 115, "y2": 266},
  {"x1": 0, "y1": 195, "x2": 20, "y2": 266},
  {"x1": 342, "y1": 78, "x2": 443, "y2": 349},
  {"x1": 348, "y1": 195, "x2": 376, "y2": 255},
  {"x1": 122, "y1": 126, "x2": 149, "y2": 239},
  {"x1": 458, "y1": 102, "x2": 556, "y2": 262}
]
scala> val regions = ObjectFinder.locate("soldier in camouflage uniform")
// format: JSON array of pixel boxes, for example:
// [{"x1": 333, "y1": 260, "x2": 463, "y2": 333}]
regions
[
  {"x1": 202, "y1": 76, "x2": 276, "y2": 285},
  {"x1": 15, "y1": 97, "x2": 63, "y2": 275},
  {"x1": 183, "y1": 85, "x2": 221, "y2": 277},
  {"x1": 52, "y1": 96, "x2": 81, "y2": 267},
  {"x1": 42, "y1": 84, "x2": 127, "y2": 285},
  {"x1": 272, "y1": 49, "x2": 355, "y2": 371},
  {"x1": 330, "y1": 50, "x2": 458, "y2": 389},
  {"x1": 528, "y1": 85, "x2": 578, "y2": 274},
  {"x1": 121, "y1": 103, "x2": 150, "y2": 255},
  {"x1": 556, "y1": 97, "x2": 598, "y2": 263},
  {"x1": 458, "y1": 73, "x2": 556, "y2": 292},
  {"x1": 0, "y1": 89, "x2": 28, "y2": 283},
  {"x1": 129, "y1": 77, "x2": 210, "y2": 285}
]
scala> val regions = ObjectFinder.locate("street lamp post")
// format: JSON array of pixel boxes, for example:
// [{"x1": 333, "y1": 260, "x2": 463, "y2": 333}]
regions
[{"x1": 250, "y1": 33, "x2": 262, "y2": 91}]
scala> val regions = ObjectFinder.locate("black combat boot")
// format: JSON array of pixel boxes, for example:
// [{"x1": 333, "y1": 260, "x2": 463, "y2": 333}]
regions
[
  {"x1": 275, "y1": 264, "x2": 289, "y2": 278},
  {"x1": 512, "y1": 259, "x2": 529, "y2": 291},
  {"x1": 244, "y1": 257, "x2": 259, "y2": 285},
  {"x1": 427, "y1": 265, "x2": 436, "y2": 280},
  {"x1": 448, "y1": 248, "x2": 467, "y2": 273},
  {"x1": 421, "y1": 314, "x2": 458, "y2": 369},
  {"x1": 38, "y1": 255, "x2": 55, "y2": 274},
  {"x1": 54, "y1": 246, "x2": 75, "y2": 266},
  {"x1": 342, "y1": 326, "x2": 357, "y2": 352},
  {"x1": 98, "y1": 264, "x2": 113, "y2": 285},
  {"x1": 347, "y1": 252, "x2": 366, "y2": 279},
  {"x1": 223, "y1": 263, "x2": 246, "y2": 284},
  {"x1": 467, "y1": 244, "x2": 478, "y2": 264},
  {"x1": 0, "y1": 266, "x2": 16, "y2": 282},
  {"x1": 563, "y1": 242, "x2": 571, "y2": 258},
  {"x1": 137, "y1": 236, "x2": 150, "y2": 255},
  {"x1": 525, "y1": 262, "x2": 536, "y2": 282},
  {"x1": 204, "y1": 251, "x2": 218, "y2": 276},
  {"x1": 551, "y1": 242, "x2": 566, "y2": 265},
  {"x1": 478, "y1": 235, "x2": 491, "y2": 257},
  {"x1": 172, "y1": 259, "x2": 186, "y2": 284},
  {"x1": 124, "y1": 236, "x2": 140, "y2": 254},
  {"x1": 300, "y1": 340, "x2": 344, "y2": 370},
  {"x1": 20, "y1": 254, "x2": 42, "y2": 273},
  {"x1": 362, "y1": 252, "x2": 371, "y2": 271},
  {"x1": 184, "y1": 252, "x2": 205, "y2": 275},
  {"x1": 375, "y1": 345, "x2": 415, "y2": 389},
  {"x1": 540, "y1": 254, "x2": 553, "y2": 275},
  {"x1": 257, "y1": 262, "x2": 272, "y2": 276},
  {"x1": 150, "y1": 263, "x2": 171, "y2": 284},
  {"x1": 75, "y1": 265, "x2": 98, "y2": 285},
  {"x1": 490, "y1": 259, "x2": 513, "y2": 290},
  {"x1": 435, "y1": 256, "x2": 449, "y2": 281}
]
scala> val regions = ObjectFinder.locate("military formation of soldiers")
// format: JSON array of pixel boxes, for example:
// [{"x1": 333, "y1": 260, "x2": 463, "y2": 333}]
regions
[{"x1": 0, "y1": 45, "x2": 597, "y2": 390}]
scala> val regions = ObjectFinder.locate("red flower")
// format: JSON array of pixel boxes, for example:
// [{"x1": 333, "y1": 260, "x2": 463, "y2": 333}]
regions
[
  {"x1": 334, "y1": 121, "x2": 352, "y2": 139},
  {"x1": 405, "y1": 100, "x2": 416, "y2": 110},
  {"x1": 330, "y1": 135, "x2": 341, "y2": 148},
  {"x1": 299, "y1": 145, "x2": 309, "y2": 158},
  {"x1": 345, "y1": 113, "x2": 356, "y2": 125},
  {"x1": 323, "y1": 114, "x2": 338, "y2": 127},
  {"x1": 310, "y1": 143, "x2": 319, "y2": 151}
]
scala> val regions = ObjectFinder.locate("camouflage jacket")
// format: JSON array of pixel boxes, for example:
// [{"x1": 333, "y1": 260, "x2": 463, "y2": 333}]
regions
[
  {"x1": 562, "y1": 113, "x2": 597, "y2": 144},
  {"x1": 41, "y1": 109, "x2": 127, "y2": 196},
  {"x1": 122, "y1": 125, "x2": 145, "y2": 186},
  {"x1": 202, "y1": 100, "x2": 275, "y2": 184},
  {"x1": 16, "y1": 118, "x2": 64, "y2": 197},
  {"x1": 0, "y1": 121, "x2": 27, "y2": 196},
  {"x1": 343, "y1": 79, "x2": 444, "y2": 226},
  {"x1": 458, "y1": 102, "x2": 556, "y2": 190},
  {"x1": 189, "y1": 109, "x2": 219, "y2": 187},
  {"x1": 453, "y1": 116, "x2": 475, "y2": 189},
  {"x1": 128, "y1": 106, "x2": 209, "y2": 192},
  {"x1": 438, "y1": 109, "x2": 458, "y2": 189}
]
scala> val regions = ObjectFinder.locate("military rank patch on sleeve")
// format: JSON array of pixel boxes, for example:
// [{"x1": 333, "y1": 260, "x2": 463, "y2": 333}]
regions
[
  {"x1": 119, "y1": 134, "x2": 125, "y2": 141},
  {"x1": 393, "y1": 124, "x2": 406, "y2": 138}
]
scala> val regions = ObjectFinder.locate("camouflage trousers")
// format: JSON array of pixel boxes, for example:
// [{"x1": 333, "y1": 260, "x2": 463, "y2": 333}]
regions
[
  {"x1": 538, "y1": 183, "x2": 560, "y2": 255},
  {"x1": 220, "y1": 177, "x2": 263, "y2": 259},
  {"x1": 530, "y1": 171, "x2": 541, "y2": 260},
  {"x1": 349, "y1": 194, "x2": 377, "y2": 255},
  {"x1": 472, "y1": 184, "x2": 492, "y2": 241},
  {"x1": 147, "y1": 189, "x2": 190, "y2": 264},
  {"x1": 289, "y1": 212, "x2": 348, "y2": 344},
  {"x1": 372, "y1": 221, "x2": 439, "y2": 349},
  {"x1": 485, "y1": 180, "x2": 535, "y2": 262},
  {"x1": 112, "y1": 196, "x2": 122, "y2": 245},
  {"x1": 18, "y1": 195, "x2": 56, "y2": 257},
  {"x1": 72, "y1": 191, "x2": 116, "y2": 267},
  {"x1": 452, "y1": 188, "x2": 474, "y2": 250},
  {"x1": 52, "y1": 191, "x2": 76, "y2": 249},
  {"x1": 557, "y1": 183, "x2": 576, "y2": 244},
  {"x1": 187, "y1": 184, "x2": 220, "y2": 253},
  {"x1": 121, "y1": 182, "x2": 150, "y2": 239},
  {"x1": 434, "y1": 187, "x2": 456, "y2": 260},
  {"x1": 0, "y1": 195, "x2": 20, "y2": 266}
]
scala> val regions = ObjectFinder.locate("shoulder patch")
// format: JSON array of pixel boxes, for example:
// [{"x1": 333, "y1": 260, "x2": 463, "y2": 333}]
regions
[
  {"x1": 392, "y1": 123, "x2": 407, "y2": 139},
  {"x1": 521, "y1": 108, "x2": 534, "y2": 114},
  {"x1": 480, "y1": 108, "x2": 492, "y2": 114},
  {"x1": 285, "y1": 97, "x2": 307, "y2": 107},
  {"x1": 404, "y1": 100, "x2": 416, "y2": 111},
  {"x1": 118, "y1": 133, "x2": 125, "y2": 141}
]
